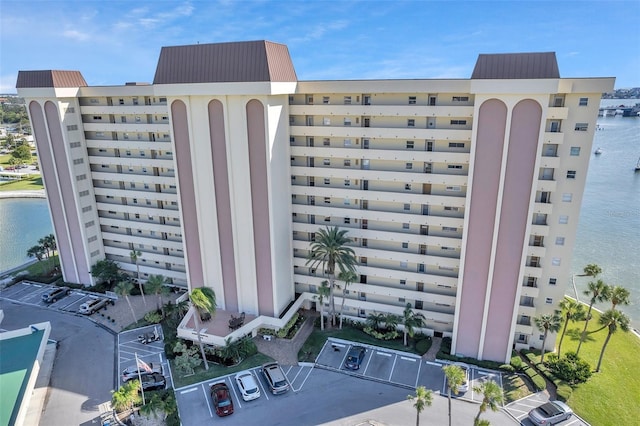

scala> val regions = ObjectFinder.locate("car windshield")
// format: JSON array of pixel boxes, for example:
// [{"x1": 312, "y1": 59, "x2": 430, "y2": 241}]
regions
[
  {"x1": 245, "y1": 386, "x2": 258, "y2": 394},
  {"x1": 347, "y1": 355, "x2": 358, "y2": 362},
  {"x1": 218, "y1": 399, "x2": 231, "y2": 407},
  {"x1": 539, "y1": 403, "x2": 560, "y2": 416}
]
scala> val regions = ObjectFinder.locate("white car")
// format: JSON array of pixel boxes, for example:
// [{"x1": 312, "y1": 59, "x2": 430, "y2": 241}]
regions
[
  {"x1": 453, "y1": 362, "x2": 470, "y2": 393},
  {"x1": 78, "y1": 297, "x2": 113, "y2": 314},
  {"x1": 234, "y1": 371, "x2": 261, "y2": 401}
]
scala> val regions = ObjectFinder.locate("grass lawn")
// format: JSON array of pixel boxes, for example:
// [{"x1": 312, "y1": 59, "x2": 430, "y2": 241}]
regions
[
  {"x1": 298, "y1": 325, "x2": 423, "y2": 361},
  {"x1": 0, "y1": 176, "x2": 44, "y2": 191},
  {"x1": 558, "y1": 307, "x2": 640, "y2": 425},
  {"x1": 502, "y1": 373, "x2": 535, "y2": 404},
  {"x1": 170, "y1": 353, "x2": 274, "y2": 389}
]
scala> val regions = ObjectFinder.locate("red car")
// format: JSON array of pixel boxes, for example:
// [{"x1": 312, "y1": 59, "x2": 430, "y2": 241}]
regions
[{"x1": 210, "y1": 382, "x2": 234, "y2": 417}]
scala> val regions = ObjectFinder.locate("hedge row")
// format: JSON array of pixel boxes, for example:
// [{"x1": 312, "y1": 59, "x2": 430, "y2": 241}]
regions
[{"x1": 522, "y1": 364, "x2": 546, "y2": 391}]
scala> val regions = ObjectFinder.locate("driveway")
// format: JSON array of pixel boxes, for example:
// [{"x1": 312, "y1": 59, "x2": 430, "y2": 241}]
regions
[{"x1": 118, "y1": 325, "x2": 173, "y2": 390}]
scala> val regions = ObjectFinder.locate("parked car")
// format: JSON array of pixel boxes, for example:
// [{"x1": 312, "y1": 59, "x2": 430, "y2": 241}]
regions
[
  {"x1": 344, "y1": 345, "x2": 366, "y2": 370},
  {"x1": 139, "y1": 373, "x2": 166, "y2": 391},
  {"x1": 452, "y1": 362, "x2": 470, "y2": 393},
  {"x1": 261, "y1": 362, "x2": 290, "y2": 395},
  {"x1": 78, "y1": 297, "x2": 113, "y2": 314},
  {"x1": 234, "y1": 371, "x2": 261, "y2": 401},
  {"x1": 210, "y1": 382, "x2": 234, "y2": 416},
  {"x1": 41, "y1": 286, "x2": 70, "y2": 303},
  {"x1": 121, "y1": 362, "x2": 162, "y2": 382},
  {"x1": 528, "y1": 400, "x2": 573, "y2": 425}
]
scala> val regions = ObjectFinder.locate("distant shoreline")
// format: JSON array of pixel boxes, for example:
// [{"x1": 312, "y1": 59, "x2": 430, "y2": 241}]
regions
[{"x1": 0, "y1": 190, "x2": 46, "y2": 199}]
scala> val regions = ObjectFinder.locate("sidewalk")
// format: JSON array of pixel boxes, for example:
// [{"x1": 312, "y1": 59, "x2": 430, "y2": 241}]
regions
[
  {"x1": 253, "y1": 310, "x2": 318, "y2": 365},
  {"x1": 89, "y1": 292, "x2": 181, "y2": 333}
]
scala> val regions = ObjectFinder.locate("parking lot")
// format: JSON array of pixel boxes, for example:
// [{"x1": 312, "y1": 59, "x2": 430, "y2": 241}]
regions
[
  {"x1": 0, "y1": 281, "x2": 112, "y2": 314},
  {"x1": 505, "y1": 392, "x2": 589, "y2": 425},
  {"x1": 117, "y1": 325, "x2": 173, "y2": 390}
]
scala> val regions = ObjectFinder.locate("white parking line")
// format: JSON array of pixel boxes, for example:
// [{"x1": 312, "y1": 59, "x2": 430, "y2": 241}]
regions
[
  {"x1": 227, "y1": 377, "x2": 242, "y2": 409},
  {"x1": 426, "y1": 361, "x2": 442, "y2": 366},
  {"x1": 415, "y1": 359, "x2": 422, "y2": 388},
  {"x1": 294, "y1": 366, "x2": 315, "y2": 392},
  {"x1": 376, "y1": 352, "x2": 392, "y2": 357},
  {"x1": 400, "y1": 356, "x2": 416, "y2": 362},
  {"x1": 202, "y1": 383, "x2": 213, "y2": 417},
  {"x1": 180, "y1": 387, "x2": 198, "y2": 394},
  {"x1": 362, "y1": 349, "x2": 374, "y2": 375},
  {"x1": 388, "y1": 355, "x2": 398, "y2": 381},
  {"x1": 290, "y1": 366, "x2": 304, "y2": 385},
  {"x1": 253, "y1": 368, "x2": 270, "y2": 401}
]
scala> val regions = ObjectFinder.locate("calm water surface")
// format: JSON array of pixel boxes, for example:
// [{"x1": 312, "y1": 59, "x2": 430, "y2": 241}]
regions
[{"x1": 0, "y1": 100, "x2": 638, "y2": 326}]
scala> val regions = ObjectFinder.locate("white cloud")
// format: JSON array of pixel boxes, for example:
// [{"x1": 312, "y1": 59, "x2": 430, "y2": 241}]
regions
[{"x1": 63, "y1": 29, "x2": 90, "y2": 41}]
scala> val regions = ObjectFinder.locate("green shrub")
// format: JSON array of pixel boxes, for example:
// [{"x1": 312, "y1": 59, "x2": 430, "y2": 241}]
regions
[
  {"x1": 500, "y1": 364, "x2": 515, "y2": 373},
  {"x1": 363, "y1": 326, "x2": 399, "y2": 340},
  {"x1": 276, "y1": 312, "x2": 300, "y2": 338},
  {"x1": 258, "y1": 328, "x2": 276, "y2": 336},
  {"x1": 144, "y1": 311, "x2": 163, "y2": 324},
  {"x1": 523, "y1": 366, "x2": 546, "y2": 391},
  {"x1": 556, "y1": 384, "x2": 573, "y2": 402},
  {"x1": 415, "y1": 337, "x2": 432, "y2": 355},
  {"x1": 547, "y1": 352, "x2": 592, "y2": 385}
]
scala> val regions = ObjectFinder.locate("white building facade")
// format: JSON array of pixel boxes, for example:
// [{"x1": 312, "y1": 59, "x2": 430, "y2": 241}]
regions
[{"x1": 17, "y1": 41, "x2": 613, "y2": 362}]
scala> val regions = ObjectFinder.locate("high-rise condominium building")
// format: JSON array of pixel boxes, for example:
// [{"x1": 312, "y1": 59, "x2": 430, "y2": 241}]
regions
[{"x1": 16, "y1": 41, "x2": 613, "y2": 362}]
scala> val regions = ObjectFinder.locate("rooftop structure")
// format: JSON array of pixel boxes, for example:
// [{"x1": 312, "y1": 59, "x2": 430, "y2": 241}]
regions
[{"x1": 16, "y1": 41, "x2": 614, "y2": 362}]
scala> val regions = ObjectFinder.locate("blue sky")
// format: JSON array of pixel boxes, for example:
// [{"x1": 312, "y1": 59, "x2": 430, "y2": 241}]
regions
[{"x1": 1, "y1": 0, "x2": 639, "y2": 93}]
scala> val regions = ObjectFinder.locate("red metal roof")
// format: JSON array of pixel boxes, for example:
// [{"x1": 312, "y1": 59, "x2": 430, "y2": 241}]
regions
[
  {"x1": 16, "y1": 70, "x2": 87, "y2": 88},
  {"x1": 472, "y1": 52, "x2": 559, "y2": 79}
]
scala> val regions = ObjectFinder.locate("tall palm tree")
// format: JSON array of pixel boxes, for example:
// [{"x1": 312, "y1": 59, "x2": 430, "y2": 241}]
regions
[
  {"x1": 534, "y1": 312, "x2": 562, "y2": 363},
  {"x1": 595, "y1": 309, "x2": 630, "y2": 372},
  {"x1": 473, "y1": 380, "x2": 503, "y2": 424},
  {"x1": 577, "y1": 279, "x2": 611, "y2": 355},
  {"x1": 146, "y1": 274, "x2": 170, "y2": 315},
  {"x1": 27, "y1": 244, "x2": 45, "y2": 274},
  {"x1": 38, "y1": 236, "x2": 52, "y2": 272},
  {"x1": 130, "y1": 250, "x2": 146, "y2": 306},
  {"x1": 608, "y1": 285, "x2": 630, "y2": 311},
  {"x1": 582, "y1": 263, "x2": 602, "y2": 278},
  {"x1": 407, "y1": 386, "x2": 432, "y2": 426},
  {"x1": 306, "y1": 226, "x2": 357, "y2": 326},
  {"x1": 401, "y1": 303, "x2": 425, "y2": 346},
  {"x1": 316, "y1": 280, "x2": 330, "y2": 331},
  {"x1": 366, "y1": 312, "x2": 386, "y2": 331},
  {"x1": 557, "y1": 298, "x2": 585, "y2": 355},
  {"x1": 189, "y1": 287, "x2": 217, "y2": 371},
  {"x1": 337, "y1": 270, "x2": 357, "y2": 329},
  {"x1": 43, "y1": 234, "x2": 57, "y2": 269},
  {"x1": 114, "y1": 280, "x2": 137, "y2": 323},
  {"x1": 111, "y1": 379, "x2": 141, "y2": 414},
  {"x1": 442, "y1": 364, "x2": 465, "y2": 426}
]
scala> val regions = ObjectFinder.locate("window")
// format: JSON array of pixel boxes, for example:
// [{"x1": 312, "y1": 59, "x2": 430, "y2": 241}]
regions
[
  {"x1": 133, "y1": 198, "x2": 138, "y2": 204},
  {"x1": 344, "y1": 138, "x2": 352, "y2": 146},
  {"x1": 546, "y1": 298, "x2": 553, "y2": 304},
  {"x1": 559, "y1": 215, "x2": 569, "y2": 224},
  {"x1": 444, "y1": 206, "x2": 459, "y2": 211},
  {"x1": 446, "y1": 186, "x2": 461, "y2": 192},
  {"x1": 85, "y1": 220, "x2": 95, "y2": 228},
  {"x1": 307, "y1": 96, "x2": 313, "y2": 104},
  {"x1": 449, "y1": 142, "x2": 464, "y2": 148},
  {"x1": 123, "y1": 133, "x2": 129, "y2": 140},
  {"x1": 567, "y1": 170, "x2": 576, "y2": 179},
  {"x1": 407, "y1": 119, "x2": 415, "y2": 127},
  {"x1": 574, "y1": 123, "x2": 588, "y2": 131},
  {"x1": 344, "y1": 218, "x2": 351, "y2": 224},
  {"x1": 448, "y1": 165, "x2": 462, "y2": 169},
  {"x1": 406, "y1": 141, "x2": 414, "y2": 149},
  {"x1": 555, "y1": 237, "x2": 565, "y2": 245},
  {"x1": 324, "y1": 197, "x2": 331, "y2": 204},
  {"x1": 73, "y1": 158, "x2": 83, "y2": 165},
  {"x1": 344, "y1": 159, "x2": 351, "y2": 167},
  {"x1": 344, "y1": 179, "x2": 351, "y2": 186},
  {"x1": 90, "y1": 98, "x2": 99, "y2": 104},
  {"x1": 67, "y1": 125, "x2": 78, "y2": 131},
  {"x1": 405, "y1": 163, "x2": 413, "y2": 170},
  {"x1": 570, "y1": 146, "x2": 581, "y2": 156},
  {"x1": 323, "y1": 138, "x2": 330, "y2": 146},
  {"x1": 402, "y1": 242, "x2": 409, "y2": 249},
  {"x1": 552, "y1": 257, "x2": 561, "y2": 266},
  {"x1": 92, "y1": 115, "x2": 102, "y2": 120},
  {"x1": 119, "y1": 98, "x2": 124, "y2": 105},
  {"x1": 76, "y1": 174, "x2": 86, "y2": 181},
  {"x1": 344, "y1": 198, "x2": 351, "y2": 205},
  {"x1": 549, "y1": 278, "x2": 557, "y2": 285},
  {"x1": 344, "y1": 118, "x2": 351, "y2": 126},
  {"x1": 562, "y1": 193, "x2": 573, "y2": 202},
  {"x1": 404, "y1": 203, "x2": 410, "y2": 211},
  {"x1": 88, "y1": 236, "x2": 97, "y2": 243},
  {"x1": 408, "y1": 96, "x2": 417, "y2": 105},
  {"x1": 323, "y1": 117, "x2": 331, "y2": 125},
  {"x1": 344, "y1": 96, "x2": 352, "y2": 104},
  {"x1": 322, "y1": 96, "x2": 330, "y2": 104},
  {"x1": 453, "y1": 96, "x2": 469, "y2": 102},
  {"x1": 400, "y1": 279, "x2": 406, "y2": 285},
  {"x1": 323, "y1": 158, "x2": 330, "y2": 166},
  {"x1": 324, "y1": 178, "x2": 330, "y2": 185},
  {"x1": 90, "y1": 250, "x2": 100, "y2": 257},
  {"x1": 324, "y1": 216, "x2": 331, "y2": 222},
  {"x1": 579, "y1": 97, "x2": 588, "y2": 106},
  {"x1": 70, "y1": 141, "x2": 81, "y2": 148},
  {"x1": 82, "y1": 206, "x2": 92, "y2": 212},
  {"x1": 402, "y1": 223, "x2": 410, "y2": 229},
  {"x1": 159, "y1": 97, "x2": 167, "y2": 103},
  {"x1": 443, "y1": 226, "x2": 457, "y2": 232},
  {"x1": 404, "y1": 183, "x2": 411, "y2": 190},
  {"x1": 400, "y1": 261, "x2": 408, "y2": 268},
  {"x1": 450, "y1": 120, "x2": 467, "y2": 125},
  {"x1": 289, "y1": 115, "x2": 294, "y2": 124},
  {"x1": 67, "y1": 107, "x2": 75, "y2": 113}
]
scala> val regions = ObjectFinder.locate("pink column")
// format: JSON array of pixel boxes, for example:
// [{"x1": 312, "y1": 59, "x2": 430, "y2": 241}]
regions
[
  {"x1": 483, "y1": 99, "x2": 542, "y2": 361},
  {"x1": 208, "y1": 100, "x2": 238, "y2": 311},
  {"x1": 246, "y1": 99, "x2": 274, "y2": 316},
  {"x1": 171, "y1": 100, "x2": 205, "y2": 289},
  {"x1": 456, "y1": 99, "x2": 507, "y2": 358}
]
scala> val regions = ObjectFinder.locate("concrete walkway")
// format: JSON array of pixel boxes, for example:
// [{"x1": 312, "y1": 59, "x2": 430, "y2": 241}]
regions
[
  {"x1": 422, "y1": 336, "x2": 443, "y2": 361},
  {"x1": 253, "y1": 310, "x2": 318, "y2": 365}
]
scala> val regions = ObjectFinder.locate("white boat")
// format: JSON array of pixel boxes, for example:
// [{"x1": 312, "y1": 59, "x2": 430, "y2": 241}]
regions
[
  {"x1": 594, "y1": 147, "x2": 603, "y2": 155},
  {"x1": 635, "y1": 157, "x2": 640, "y2": 172}
]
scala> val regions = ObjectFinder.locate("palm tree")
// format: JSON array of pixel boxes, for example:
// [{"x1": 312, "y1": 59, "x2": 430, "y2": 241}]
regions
[
  {"x1": 442, "y1": 364, "x2": 465, "y2": 426},
  {"x1": 189, "y1": 287, "x2": 217, "y2": 371},
  {"x1": 146, "y1": 274, "x2": 170, "y2": 315},
  {"x1": 577, "y1": 279, "x2": 611, "y2": 355},
  {"x1": 315, "y1": 280, "x2": 330, "y2": 330},
  {"x1": 595, "y1": 309, "x2": 630, "y2": 372},
  {"x1": 534, "y1": 312, "x2": 562, "y2": 363},
  {"x1": 38, "y1": 236, "x2": 53, "y2": 272},
  {"x1": 582, "y1": 263, "x2": 602, "y2": 278},
  {"x1": 366, "y1": 312, "x2": 386, "y2": 331},
  {"x1": 473, "y1": 380, "x2": 503, "y2": 424},
  {"x1": 401, "y1": 304, "x2": 425, "y2": 346},
  {"x1": 407, "y1": 386, "x2": 432, "y2": 426},
  {"x1": 609, "y1": 285, "x2": 630, "y2": 311},
  {"x1": 557, "y1": 298, "x2": 585, "y2": 355},
  {"x1": 306, "y1": 226, "x2": 357, "y2": 326},
  {"x1": 337, "y1": 270, "x2": 357, "y2": 329},
  {"x1": 383, "y1": 313, "x2": 400, "y2": 332},
  {"x1": 130, "y1": 250, "x2": 146, "y2": 306},
  {"x1": 111, "y1": 378, "x2": 141, "y2": 413},
  {"x1": 114, "y1": 280, "x2": 137, "y2": 324},
  {"x1": 27, "y1": 244, "x2": 45, "y2": 274},
  {"x1": 43, "y1": 234, "x2": 57, "y2": 269}
]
